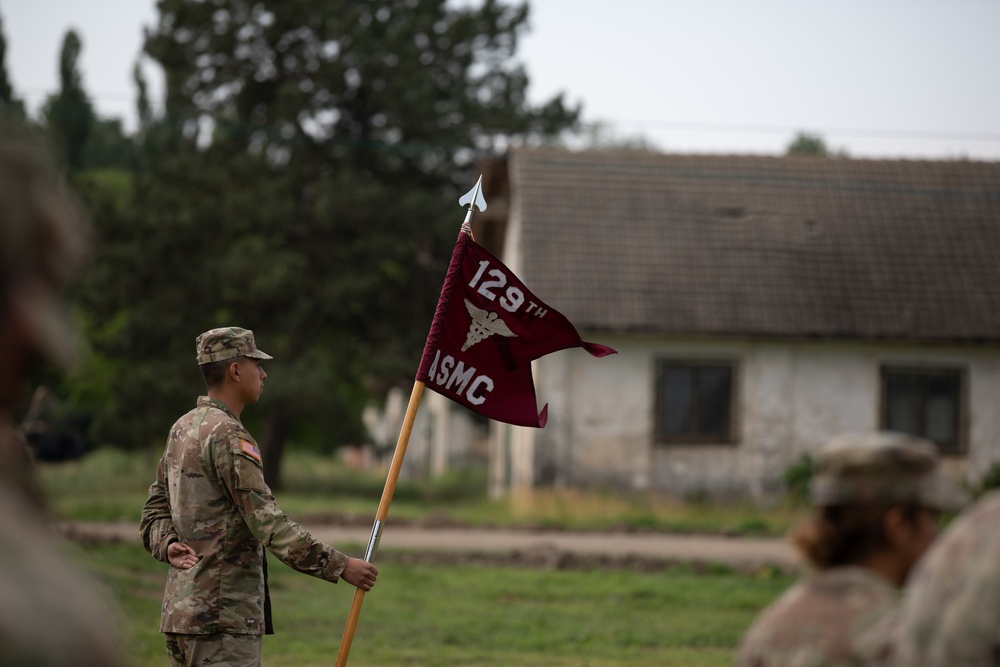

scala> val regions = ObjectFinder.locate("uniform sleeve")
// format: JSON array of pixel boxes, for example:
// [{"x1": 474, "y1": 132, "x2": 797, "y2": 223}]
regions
[
  {"x1": 139, "y1": 455, "x2": 178, "y2": 563},
  {"x1": 215, "y1": 431, "x2": 350, "y2": 583}
]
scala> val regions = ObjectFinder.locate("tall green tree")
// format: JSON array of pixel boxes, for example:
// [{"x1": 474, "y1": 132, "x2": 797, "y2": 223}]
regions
[
  {"x1": 77, "y1": 0, "x2": 579, "y2": 485},
  {"x1": 133, "y1": 62, "x2": 153, "y2": 129},
  {"x1": 81, "y1": 117, "x2": 136, "y2": 170},
  {"x1": 0, "y1": 14, "x2": 25, "y2": 118},
  {"x1": 786, "y1": 132, "x2": 830, "y2": 157},
  {"x1": 44, "y1": 29, "x2": 95, "y2": 170}
]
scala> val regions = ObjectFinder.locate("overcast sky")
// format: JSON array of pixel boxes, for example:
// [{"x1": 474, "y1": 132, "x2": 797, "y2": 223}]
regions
[{"x1": 4, "y1": 0, "x2": 999, "y2": 160}]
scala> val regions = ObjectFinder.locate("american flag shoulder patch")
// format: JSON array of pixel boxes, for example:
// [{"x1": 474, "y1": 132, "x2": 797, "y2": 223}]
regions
[{"x1": 240, "y1": 439, "x2": 262, "y2": 462}]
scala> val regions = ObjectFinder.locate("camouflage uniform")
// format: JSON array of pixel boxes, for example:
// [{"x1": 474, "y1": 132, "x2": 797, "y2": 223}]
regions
[
  {"x1": 0, "y1": 122, "x2": 127, "y2": 666},
  {"x1": 140, "y1": 328, "x2": 350, "y2": 663},
  {"x1": 894, "y1": 491, "x2": 1000, "y2": 667},
  {"x1": 735, "y1": 432, "x2": 964, "y2": 667},
  {"x1": 737, "y1": 566, "x2": 900, "y2": 667}
]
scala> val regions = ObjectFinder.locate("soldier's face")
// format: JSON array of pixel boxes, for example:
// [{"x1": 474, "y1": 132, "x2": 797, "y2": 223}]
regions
[{"x1": 237, "y1": 358, "x2": 267, "y2": 404}]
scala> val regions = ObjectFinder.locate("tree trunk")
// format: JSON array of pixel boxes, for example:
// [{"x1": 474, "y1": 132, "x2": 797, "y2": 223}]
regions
[{"x1": 260, "y1": 404, "x2": 291, "y2": 491}]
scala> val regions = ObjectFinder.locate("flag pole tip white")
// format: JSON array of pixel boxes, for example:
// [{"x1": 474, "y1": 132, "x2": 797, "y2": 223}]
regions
[{"x1": 459, "y1": 175, "x2": 488, "y2": 213}]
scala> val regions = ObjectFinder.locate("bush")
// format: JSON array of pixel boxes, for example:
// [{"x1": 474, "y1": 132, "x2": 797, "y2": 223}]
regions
[
  {"x1": 971, "y1": 463, "x2": 1000, "y2": 499},
  {"x1": 782, "y1": 453, "x2": 814, "y2": 506}
]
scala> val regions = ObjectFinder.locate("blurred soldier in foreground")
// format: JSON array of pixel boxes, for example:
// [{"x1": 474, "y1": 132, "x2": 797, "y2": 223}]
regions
[
  {"x1": 141, "y1": 326, "x2": 379, "y2": 667},
  {"x1": 735, "y1": 432, "x2": 964, "y2": 667},
  {"x1": 0, "y1": 124, "x2": 128, "y2": 665},
  {"x1": 894, "y1": 479, "x2": 1000, "y2": 665}
]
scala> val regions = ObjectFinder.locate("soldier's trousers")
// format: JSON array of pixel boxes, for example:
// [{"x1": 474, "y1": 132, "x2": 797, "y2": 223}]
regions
[{"x1": 165, "y1": 632, "x2": 261, "y2": 667}]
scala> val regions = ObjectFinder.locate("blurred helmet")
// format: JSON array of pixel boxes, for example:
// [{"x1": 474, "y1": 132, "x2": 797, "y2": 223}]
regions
[
  {"x1": 0, "y1": 123, "x2": 90, "y2": 368},
  {"x1": 810, "y1": 431, "x2": 966, "y2": 511}
]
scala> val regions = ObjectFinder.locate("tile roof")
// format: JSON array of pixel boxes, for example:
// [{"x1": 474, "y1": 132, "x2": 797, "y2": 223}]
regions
[{"x1": 507, "y1": 148, "x2": 1000, "y2": 343}]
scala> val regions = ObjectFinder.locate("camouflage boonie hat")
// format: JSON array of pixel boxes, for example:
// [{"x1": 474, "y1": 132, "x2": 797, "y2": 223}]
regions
[
  {"x1": 810, "y1": 431, "x2": 966, "y2": 511},
  {"x1": 195, "y1": 327, "x2": 273, "y2": 365}
]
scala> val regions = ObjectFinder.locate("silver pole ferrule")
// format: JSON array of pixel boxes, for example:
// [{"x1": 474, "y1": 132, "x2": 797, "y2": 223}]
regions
[{"x1": 363, "y1": 520, "x2": 384, "y2": 562}]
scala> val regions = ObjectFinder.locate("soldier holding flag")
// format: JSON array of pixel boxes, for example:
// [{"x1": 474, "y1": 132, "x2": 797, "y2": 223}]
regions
[{"x1": 141, "y1": 326, "x2": 378, "y2": 667}]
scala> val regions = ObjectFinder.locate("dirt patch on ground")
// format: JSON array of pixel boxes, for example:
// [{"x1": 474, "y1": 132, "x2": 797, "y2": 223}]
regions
[
  {"x1": 374, "y1": 546, "x2": 790, "y2": 576},
  {"x1": 59, "y1": 523, "x2": 130, "y2": 545},
  {"x1": 295, "y1": 510, "x2": 756, "y2": 536},
  {"x1": 59, "y1": 523, "x2": 789, "y2": 575}
]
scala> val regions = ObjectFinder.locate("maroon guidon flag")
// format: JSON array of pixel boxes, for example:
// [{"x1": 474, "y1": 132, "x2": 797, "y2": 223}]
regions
[{"x1": 416, "y1": 230, "x2": 616, "y2": 428}]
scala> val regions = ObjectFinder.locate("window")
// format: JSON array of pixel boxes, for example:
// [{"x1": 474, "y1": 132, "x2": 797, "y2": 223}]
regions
[
  {"x1": 881, "y1": 366, "x2": 966, "y2": 453},
  {"x1": 655, "y1": 360, "x2": 736, "y2": 444}
]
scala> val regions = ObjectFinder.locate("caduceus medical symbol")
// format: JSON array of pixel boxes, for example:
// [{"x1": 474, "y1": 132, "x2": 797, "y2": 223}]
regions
[{"x1": 463, "y1": 299, "x2": 518, "y2": 351}]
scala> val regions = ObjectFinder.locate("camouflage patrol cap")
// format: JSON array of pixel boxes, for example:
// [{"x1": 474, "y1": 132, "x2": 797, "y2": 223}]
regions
[
  {"x1": 0, "y1": 124, "x2": 90, "y2": 369},
  {"x1": 810, "y1": 431, "x2": 966, "y2": 511},
  {"x1": 195, "y1": 327, "x2": 273, "y2": 365}
]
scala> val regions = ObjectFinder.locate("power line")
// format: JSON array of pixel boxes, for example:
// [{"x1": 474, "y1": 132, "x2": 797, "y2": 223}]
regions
[
  {"x1": 16, "y1": 85, "x2": 1000, "y2": 147},
  {"x1": 588, "y1": 118, "x2": 1000, "y2": 143}
]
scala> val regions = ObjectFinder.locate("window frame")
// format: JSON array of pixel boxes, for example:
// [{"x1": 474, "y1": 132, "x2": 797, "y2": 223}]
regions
[
  {"x1": 653, "y1": 358, "x2": 739, "y2": 445},
  {"x1": 879, "y1": 364, "x2": 968, "y2": 455}
]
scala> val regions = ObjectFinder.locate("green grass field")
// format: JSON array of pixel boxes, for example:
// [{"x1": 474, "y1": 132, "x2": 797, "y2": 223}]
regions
[
  {"x1": 38, "y1": 448, "x2": 808, "y2": 536},
  {"x1": 42, "y1": 448, "x2": 800, "y2": 665},
  {"x1": 77, "y1": 540, "x2": 791, "y2": 667}
]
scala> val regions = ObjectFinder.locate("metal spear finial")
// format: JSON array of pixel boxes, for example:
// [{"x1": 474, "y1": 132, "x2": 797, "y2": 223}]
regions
[{"x1": 458, "y1": 174, "x2": 488, "y2": 234}]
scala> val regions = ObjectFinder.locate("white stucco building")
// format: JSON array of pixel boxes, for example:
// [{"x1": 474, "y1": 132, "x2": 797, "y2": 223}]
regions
[{"x1": 477, "y1": 149, "x2": 1000, "y2": 502}]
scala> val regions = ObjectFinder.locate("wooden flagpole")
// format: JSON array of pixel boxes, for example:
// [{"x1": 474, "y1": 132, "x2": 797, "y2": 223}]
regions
[
  {"x1": 334, "y1": 380, "x2": 424, "y2": 667},
  {"x1": 334, "y1": 176, "x2": 487, "y2": 666}
]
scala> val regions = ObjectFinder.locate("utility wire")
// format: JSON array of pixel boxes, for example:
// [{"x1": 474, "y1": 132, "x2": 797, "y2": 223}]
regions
[
  {"x1": 16, "y1": 86, "x2": 1000, "y2": 145},
  {"x1": 586, "y1": 119, "x2": 1000, "y2": 143}
]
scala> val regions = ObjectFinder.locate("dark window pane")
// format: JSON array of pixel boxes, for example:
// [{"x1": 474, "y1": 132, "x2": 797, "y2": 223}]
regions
[
  {"x1": 697, "y1": 366, "x2": 732, "y2": 436},
  {"x1": 885, "y1": 373, "x2": 921, "y2": 434},
  {"x1": 660, "y1": 367, "x2": 692, "y2": 435},
  {"x1": 882, "y1": 367, "x2": 963, "y2": 452},
  {"x1": 657, "y1": 361, "x2": 735, "y2": 443},
  {"x1": 925, "y1": 374, "x2": 960, "y2": 446}
]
